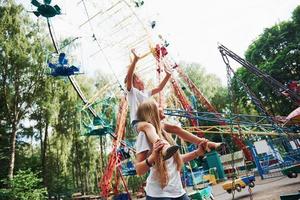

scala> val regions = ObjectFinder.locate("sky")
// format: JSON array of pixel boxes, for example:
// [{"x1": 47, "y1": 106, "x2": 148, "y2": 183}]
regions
[
  {"x1": 145, "y1": 0, "x2": 299, "y2": 85},
  {"x1": 20, "y1": 0, "x2": 299, "y2": 86}
]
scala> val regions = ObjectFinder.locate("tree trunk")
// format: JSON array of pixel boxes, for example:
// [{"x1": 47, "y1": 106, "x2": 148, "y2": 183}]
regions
[
  {"x1": 8, "y1": 123, "x2": 17, "y2": 179},
  {"x1": 75, "y1": 137, "x2": 83, "y2": 193},
  {"x1": 85, "y1": 167, "x2": 88, "y2": 194},
  {"x1": 72, "y1": 156, "x2": 76, "y2": 190},
  {"x1": 42, "y1": 122, "x2": 49, "y2": 187}
]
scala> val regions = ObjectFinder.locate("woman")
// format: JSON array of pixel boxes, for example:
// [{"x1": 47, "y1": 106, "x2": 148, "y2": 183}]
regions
[{"x1": 134, "y1": 99, "x2": 207, "y2": 199}]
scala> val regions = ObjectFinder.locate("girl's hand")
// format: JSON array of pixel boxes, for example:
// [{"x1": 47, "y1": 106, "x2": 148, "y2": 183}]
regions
[{"x1": 131, "y1": 49, "x2": 140, "y2": 61}]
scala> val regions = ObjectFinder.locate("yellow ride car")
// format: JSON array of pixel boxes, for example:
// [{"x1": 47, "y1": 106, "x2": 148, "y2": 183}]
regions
[{"x1": 222, "y1": 175, "x2": 255, "y2": 193}]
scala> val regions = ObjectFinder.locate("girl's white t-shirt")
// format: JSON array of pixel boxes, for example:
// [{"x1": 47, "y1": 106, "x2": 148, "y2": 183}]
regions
[
  {"x1": 127, "y1": 88, "x2": 151, "y2": 123},
  {"x1": 135, "y1": 132, "x2": 186, "y2": 198}
]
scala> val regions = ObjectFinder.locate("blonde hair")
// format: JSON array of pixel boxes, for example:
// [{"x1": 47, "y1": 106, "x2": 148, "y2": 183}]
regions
[{"x1": 137, "y1": 99, "x2": 183, "y2": 188}]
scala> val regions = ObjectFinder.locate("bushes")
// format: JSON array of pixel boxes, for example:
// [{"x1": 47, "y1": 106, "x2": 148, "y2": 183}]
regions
[
  {"x1": 0, "y1": 169, "x2": 47, "y2": 200},
  {"x1": 127, "y1": 175, "x2": 146, "y2": 193}
]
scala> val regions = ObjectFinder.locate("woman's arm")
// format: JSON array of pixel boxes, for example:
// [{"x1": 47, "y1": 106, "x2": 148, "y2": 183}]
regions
[
  {"x1": 135, "y1": 139, "x2": 164, "y2": 175},
  {"x1": 135, "y1": 151, "x2": 153, "y2": 175},
  {"x1": 181, "y1": 146, "x2": 205, "y2": 163}
]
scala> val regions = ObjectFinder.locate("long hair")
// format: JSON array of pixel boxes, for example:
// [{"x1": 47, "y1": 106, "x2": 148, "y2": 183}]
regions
[{"x1": 137, "y1": 99, "x2": 183, "y2": 188}]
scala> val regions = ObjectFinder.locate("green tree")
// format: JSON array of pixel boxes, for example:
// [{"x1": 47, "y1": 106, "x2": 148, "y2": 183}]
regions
[
  {"x1": 127, "y1": 175, "x2": 146, "y2": 193},
  {"x1": 0, "y1": 169, "x2": 47, "y2": 200},
  {"x1": 0, "y1": 1, "x2": 47, "y2": 179},
  {"x1": 234, "y1": 5, "x2": 300, "y2": 115},
  {"x1": 178, "y1": 61, "x2": 229, "y2": 113},
  {"x1": 0, "y1": 1, "x2": 122, "y2": 197}
]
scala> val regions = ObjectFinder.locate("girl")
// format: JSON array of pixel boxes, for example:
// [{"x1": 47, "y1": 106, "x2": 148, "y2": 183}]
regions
[{"x1": 126, "y1": 49, "x2": 224, "y2": 160}]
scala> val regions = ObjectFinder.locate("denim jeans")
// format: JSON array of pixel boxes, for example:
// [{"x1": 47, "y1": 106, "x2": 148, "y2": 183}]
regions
[{"x1": 146, "y1": 193, "x2": 190, "y2": 200}]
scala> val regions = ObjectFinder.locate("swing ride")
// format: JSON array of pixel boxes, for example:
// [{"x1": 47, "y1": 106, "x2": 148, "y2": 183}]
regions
[
  {"x1": 26, "y1": 0, "x2": 299, "y2": 199},
  {"x1": 222, "y1": 175, "x2": 255, "y2": 194},
  {"x1": 281, "y1": 163, "x2": 300, "y2": 178},
  {"x1": 48, "y1": 53, "x2": 81, "y2": 77},
  {"x1": 31, "y1": 0, "x2": 61, "y2": 18},
  {"x1": 218, "y1": 44, "x2": 300, "y2": 180}
]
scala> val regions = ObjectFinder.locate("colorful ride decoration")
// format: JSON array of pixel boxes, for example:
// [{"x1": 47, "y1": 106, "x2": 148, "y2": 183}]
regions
[
  {"x1": 285, "y1": 107, "x2": 300, "y2": 124},
  {"x1": 280, "y1": 191, "x2": 300, "y2": 200},
  {"x1": 82, "y1": 122, "x2": 112, "y2": 136},
  {"x1": 188, "y1": 186, "x2": 213, "y2": 200},
  {"x1": 80, "y1": 107, "x2": 114, "y2": 136},
  {"x1": 182, "y1": 168, "x2": 206, "y2": 187},
  {"x1": 222, "y1": 175, "x2": 255, "y2": 194},
  {"x1": 48, "y1": 53, "x2": 81, "y2": 77},
  {"x1": 176, "y1": 66, "x2": 253, "y2": 161},
  {"x1": 31, "y1": 0, "x2": 61, "y2": 18},
  {"x1": 134, "y1": 0, "x2": 144, "y2": 7},
  {"x1": 281, "y1": 163, "x2": 300, "y2": 178},
  {"x1": 150, "y1": 20, "x2": 156, "y2": 29},
  {"x1": 158, "y1": 35, "x2": 170, "y2": 47},
  {"x1": 117, "y1": 146, "x2": 131, "y2": 161},
  {"x1": 170, "y1": 77, "x2": 205, "y2": 137},
  {"x1": 99, "y1": 97, "x2": 129, "y2": 198},
  {"x1": 154, "y1": 44, "x2": 168, "y2": 58},
  {"x1": 204, "y1": 150, "x2": 226, "y2": 181},
  {"x1": 218, "y1": 44, "x2": 300, "y2": 106},
  {"x1": 121, "y1": 161, "x2": 136, "y2": 176},
  {"x1": 118, "y1": 146, "x2": 136, "y2": 177},
  {"x1": 283, "y1": 80, "x2": 300, "y2": 97}
]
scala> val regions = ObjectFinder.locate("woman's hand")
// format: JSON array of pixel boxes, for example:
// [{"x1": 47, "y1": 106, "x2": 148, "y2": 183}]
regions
[
  {"x1": 195, "y1": 140, "x2": 207, "y2": 157},
  {"x1": 135, "y1": 139, "x2": 165, "y2": 175},
  {"x1": 148, "y1": 139, "x2": 165, "y2": 164}
]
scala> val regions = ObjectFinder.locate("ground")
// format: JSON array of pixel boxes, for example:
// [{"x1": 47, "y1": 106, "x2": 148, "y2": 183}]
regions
[
  {"x1": 133, "y1": 175, "x2": 300, "y2": 200},
  {"x1": 211, "y1": 176, "x2": 300, "y2": 200}
]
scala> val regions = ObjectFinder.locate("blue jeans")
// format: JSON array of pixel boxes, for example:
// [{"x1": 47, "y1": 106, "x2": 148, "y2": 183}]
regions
[
  {"x1": 131, "y1": 120, "x2": 141, "y2": 134},
  {"x1": 146, "y1": 193, "x2": 190, "y2": 200}
]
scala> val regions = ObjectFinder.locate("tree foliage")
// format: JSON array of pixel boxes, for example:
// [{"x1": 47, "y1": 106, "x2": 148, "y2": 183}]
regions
[
  {"x1": 0, "y1": 169, "x2": 47, "y2": 200},
  {"x1": 178, "y1": 61, "x2": 229, "y2": 113},
  {"x1": 234, "y1": 6, "x2": 300, "y2": 116},
  {"x1": 0, "y1": 1, "x2": 112, "y2": 198},
  {"x1": 0, "y1": 0, "x2": 49, "y2": 179},
  {"x1": 1, "y1": 0, "x2": 299, "y2": 199},
  {"x1": 127, "y1": 175, "x2": 146, "y2": 193}
]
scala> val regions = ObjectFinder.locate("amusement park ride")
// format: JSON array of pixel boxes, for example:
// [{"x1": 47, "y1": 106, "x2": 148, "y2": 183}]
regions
[{"x1": 29, "y1": 0, "x2": 299, "y2": 199}]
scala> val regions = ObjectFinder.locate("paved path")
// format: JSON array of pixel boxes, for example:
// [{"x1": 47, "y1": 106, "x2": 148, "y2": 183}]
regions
[
  {"x1": 213, "y1": 176, "x2": 300, "y2": 200},
  {"x1": 133, "y1": 176, "x2": 300, "y2": 200}
]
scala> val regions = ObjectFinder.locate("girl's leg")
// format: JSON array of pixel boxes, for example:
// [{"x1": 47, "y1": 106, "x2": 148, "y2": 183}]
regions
[
  {"x1": 137, "y1": 121, "x2": 160, "y2": 144},
  {"x1": 137, "y1": 121, "x2": 179, "y2": 160}
]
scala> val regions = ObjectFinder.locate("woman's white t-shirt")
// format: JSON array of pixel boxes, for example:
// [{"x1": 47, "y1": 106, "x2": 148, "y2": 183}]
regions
[{"x1": 135, "y1": 132, "x2": 186, "y2": 198}]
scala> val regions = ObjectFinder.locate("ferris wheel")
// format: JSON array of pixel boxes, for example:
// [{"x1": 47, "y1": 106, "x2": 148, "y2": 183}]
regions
[
  {"x1": 29, "y1": 0, "x2": 170, "y2": 115},
  {"x1": 29, "y1": 0, "x2": 172, "y2": 197}
]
